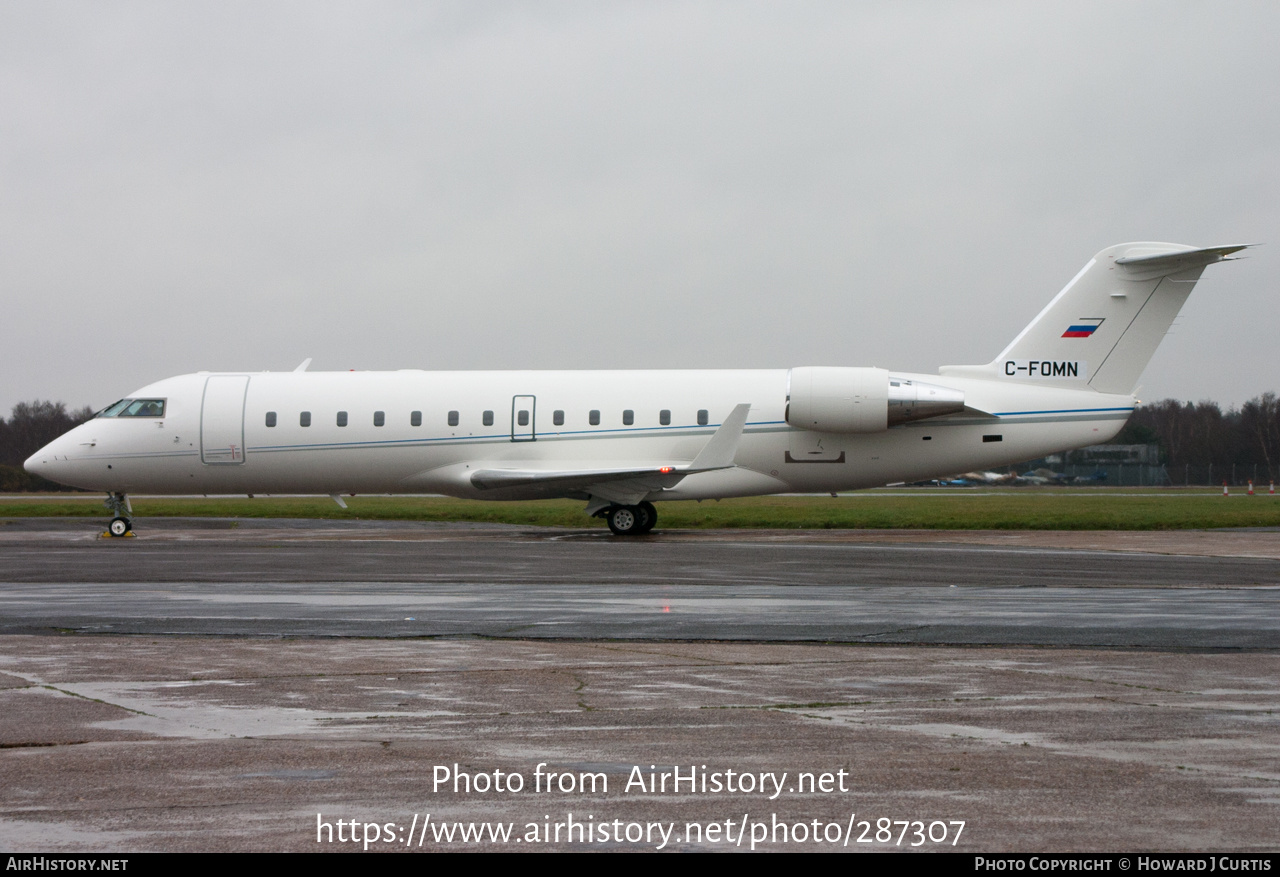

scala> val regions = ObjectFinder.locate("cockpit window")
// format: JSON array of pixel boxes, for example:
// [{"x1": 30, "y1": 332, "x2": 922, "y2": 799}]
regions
[
  {"x1": 122, "y1": 399, "x2": 164, "y2": 417},
  {"x1": 97, "y1": 398, "x2": 165, "y2": 418},
  {"x1": 97, "y1": 399, "x2": 132, "y2": 417}
]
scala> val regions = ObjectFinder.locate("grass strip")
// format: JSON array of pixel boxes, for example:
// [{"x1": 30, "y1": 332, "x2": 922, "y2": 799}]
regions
[{"x1": 2, "y1": 490, "x2": 1278, "y2": 530}]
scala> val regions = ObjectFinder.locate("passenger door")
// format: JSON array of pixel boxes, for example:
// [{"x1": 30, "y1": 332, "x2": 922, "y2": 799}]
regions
[{"x1": 201, "y1": 375, "x2": 249, "y2": 464}]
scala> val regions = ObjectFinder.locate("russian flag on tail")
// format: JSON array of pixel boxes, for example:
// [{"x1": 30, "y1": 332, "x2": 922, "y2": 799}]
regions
[{"x1": 1062, "y1": 318, "x2": 1104, "y2": 338}]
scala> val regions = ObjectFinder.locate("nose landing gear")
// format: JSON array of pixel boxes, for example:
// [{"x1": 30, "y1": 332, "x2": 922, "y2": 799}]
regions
[{"x1": 103, "y1": 492, "x2": 135, "y2": 538}]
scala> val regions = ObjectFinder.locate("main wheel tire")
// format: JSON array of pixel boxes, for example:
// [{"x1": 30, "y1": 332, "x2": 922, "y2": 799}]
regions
[
  {"x1": 108, "y1": 517, "x2": 131, "y2": 537},
  {"x1": 637, "y1": 501, "x2": 657, "y2": 533},
  {"x1": 606, "y1": 505, "x2": 641, "y2": 536}
]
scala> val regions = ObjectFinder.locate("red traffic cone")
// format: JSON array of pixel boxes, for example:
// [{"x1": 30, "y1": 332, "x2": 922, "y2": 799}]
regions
[
  {"x1": 1248, "y1": 481, "x2": 1255, "y2": 495},
  {"x1": 1223, "y1": 482, "x2": 1229, "y2": 496}
]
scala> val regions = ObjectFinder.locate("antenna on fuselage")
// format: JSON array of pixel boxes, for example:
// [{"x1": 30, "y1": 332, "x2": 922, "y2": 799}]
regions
[{"x1": 293, "y1": 358, "x2": 313, "y2": 373}]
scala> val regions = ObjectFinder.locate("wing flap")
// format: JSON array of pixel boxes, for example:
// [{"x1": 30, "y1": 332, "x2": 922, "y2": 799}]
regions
[{"x1": 470, "y1": 465, "x2": 686, "y2": 493}]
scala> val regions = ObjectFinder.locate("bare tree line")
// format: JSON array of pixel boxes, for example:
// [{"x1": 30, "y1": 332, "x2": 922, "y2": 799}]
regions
[
  {"x1": 1115, "y1": 393, "x2": 1280, "y2": 482},
  {"x1": 1, "y1": 393, "x2": 1278, "y2": 490},
  {"x1": 0, "y1": 401, "x2": 95, "y2": 490}
]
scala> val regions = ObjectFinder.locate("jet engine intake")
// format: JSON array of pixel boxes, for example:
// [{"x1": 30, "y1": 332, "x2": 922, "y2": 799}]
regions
[{"x1": 786, "y1": 366, "x2": 964, "y2": 433}]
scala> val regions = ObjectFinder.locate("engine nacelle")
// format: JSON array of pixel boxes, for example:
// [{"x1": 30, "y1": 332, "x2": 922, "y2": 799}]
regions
[{"x1": 786, "y1": 367, "x2": 966, "y2": 433}]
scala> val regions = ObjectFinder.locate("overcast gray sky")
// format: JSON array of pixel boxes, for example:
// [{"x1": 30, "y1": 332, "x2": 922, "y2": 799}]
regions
[{"x1": 3, "y1": 1, "x2": 1277, "y2": 415}]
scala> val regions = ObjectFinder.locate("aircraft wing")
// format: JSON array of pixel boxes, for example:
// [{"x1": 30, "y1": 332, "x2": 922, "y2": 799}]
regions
[
  {"x1": 470, "y1": 465, "x2": 687, "y2": 505},
  {"x1": 468, "y1": 403, "x2": 752, "y2": 506}
]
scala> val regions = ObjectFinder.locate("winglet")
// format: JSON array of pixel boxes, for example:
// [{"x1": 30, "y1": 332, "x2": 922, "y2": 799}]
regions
[{"x1": 688, "y1": 403, "x2": 751, "y2": 472}]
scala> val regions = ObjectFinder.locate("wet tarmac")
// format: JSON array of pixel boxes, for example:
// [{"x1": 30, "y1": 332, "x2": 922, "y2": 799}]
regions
[
  {"x1": 1, "y1": 519, "x2": 1278, "y2": 852},
  {"x1": 2, "y1": 518, "x2": 1278, "y2": 648}
]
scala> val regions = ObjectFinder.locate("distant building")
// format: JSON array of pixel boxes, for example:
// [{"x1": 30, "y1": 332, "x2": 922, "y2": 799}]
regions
[{"x1": 1043, "y1": 444, "x2": 1160, "y2": 466}]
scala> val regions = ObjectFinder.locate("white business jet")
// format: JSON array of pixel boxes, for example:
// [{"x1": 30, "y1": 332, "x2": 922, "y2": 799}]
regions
[{"x1": 26, "y1": 242, "x2": 1245, "y2": 536}]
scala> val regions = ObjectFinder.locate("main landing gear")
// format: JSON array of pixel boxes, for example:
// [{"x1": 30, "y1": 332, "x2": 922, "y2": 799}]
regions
[
  {"x1": 103, "y1": 492, "x2": 134, "y2": 538},
  {"x1": 601, "y1": 501, "x2": 657, "y2": 536}
]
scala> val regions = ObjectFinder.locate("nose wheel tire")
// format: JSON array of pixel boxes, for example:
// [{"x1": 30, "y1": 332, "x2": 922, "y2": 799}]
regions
[{"x1": 103, "y1": 493, "x2": 134, "y2": 537}]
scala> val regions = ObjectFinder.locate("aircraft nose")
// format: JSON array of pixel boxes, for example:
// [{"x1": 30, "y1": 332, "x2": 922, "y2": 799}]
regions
[
  {"x1": 24, "y1": 434, "x2": 77, "y2": 482},
  {"x1": 25, "y1": 442, "x2": 58, "y2": 476}
]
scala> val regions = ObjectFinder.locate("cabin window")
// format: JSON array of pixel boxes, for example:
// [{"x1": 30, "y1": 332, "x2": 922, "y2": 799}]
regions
[
  {"x1": 517, "y1": 410, "x2": 529, "y2": 426},
  {"x1": 411, "y1": 410, "x2": 422, "y2": 427},
  {"x1": 373, "y1": 411, "x2": 385, "y2": 427},
  {"x1": 983, "y1": 434, "x2": 1002, "y2": 443},
  {"x1": 265, "y1": 411, "x2": 277, "y2": 427},
  {"x1": 300, "y1": 411, "x2": 311, "y2": 427},
  {"x1": 553, "y1": 410, "x2": 564, "y2": 426},
  {"x1": 697, "y1": 409, "x2": 709, "y2": 426},
  {"x1": 589, "y1": 410, "x2": 600, "y2": 426},
  {"x1": 448, "y1": 411, "x2": 459, "y2": 427},
  {"x1": 622, "y1": 410, "x2": 634, "y2": 425},
  {"x1": 337, "y1": 411, "x2": 348, "y2": 427},
  {"x1": 483, "y1": 410, "x2": 494, "y2": 427},
  {"x1": 659, "y1": 409, "x2": 671, "y2": 426}
]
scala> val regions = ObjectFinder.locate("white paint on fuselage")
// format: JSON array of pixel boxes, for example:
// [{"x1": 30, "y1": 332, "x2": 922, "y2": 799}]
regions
[
  {"x1": 30, "y1": 241, "x2": 1249, "y2": 516},
  {"x1": 28, "y1": 368, "x2": 1132, "y2": 501}
]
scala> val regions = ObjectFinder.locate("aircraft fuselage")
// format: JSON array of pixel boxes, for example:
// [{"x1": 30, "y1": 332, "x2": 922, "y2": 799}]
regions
[
  {"x1": 29, "y1": 368, "x2": 1131, "y2": 500},
  {"x1": 25, "y1": 241, "x2": 1246, "y2": 534}
]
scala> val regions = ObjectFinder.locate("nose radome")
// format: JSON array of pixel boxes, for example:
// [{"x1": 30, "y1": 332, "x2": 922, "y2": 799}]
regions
[
  {"x1": 24, "y1": 431, "x2": 76, "y2": 479},
  {"x1": 25, "y1": 440, "x2": 60, "y2": 475}
]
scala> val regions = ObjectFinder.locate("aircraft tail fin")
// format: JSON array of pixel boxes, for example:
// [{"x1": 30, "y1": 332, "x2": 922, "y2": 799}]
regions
[{"x1": 939, "y1": 243, "x2": 1247, "y2": 395}]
